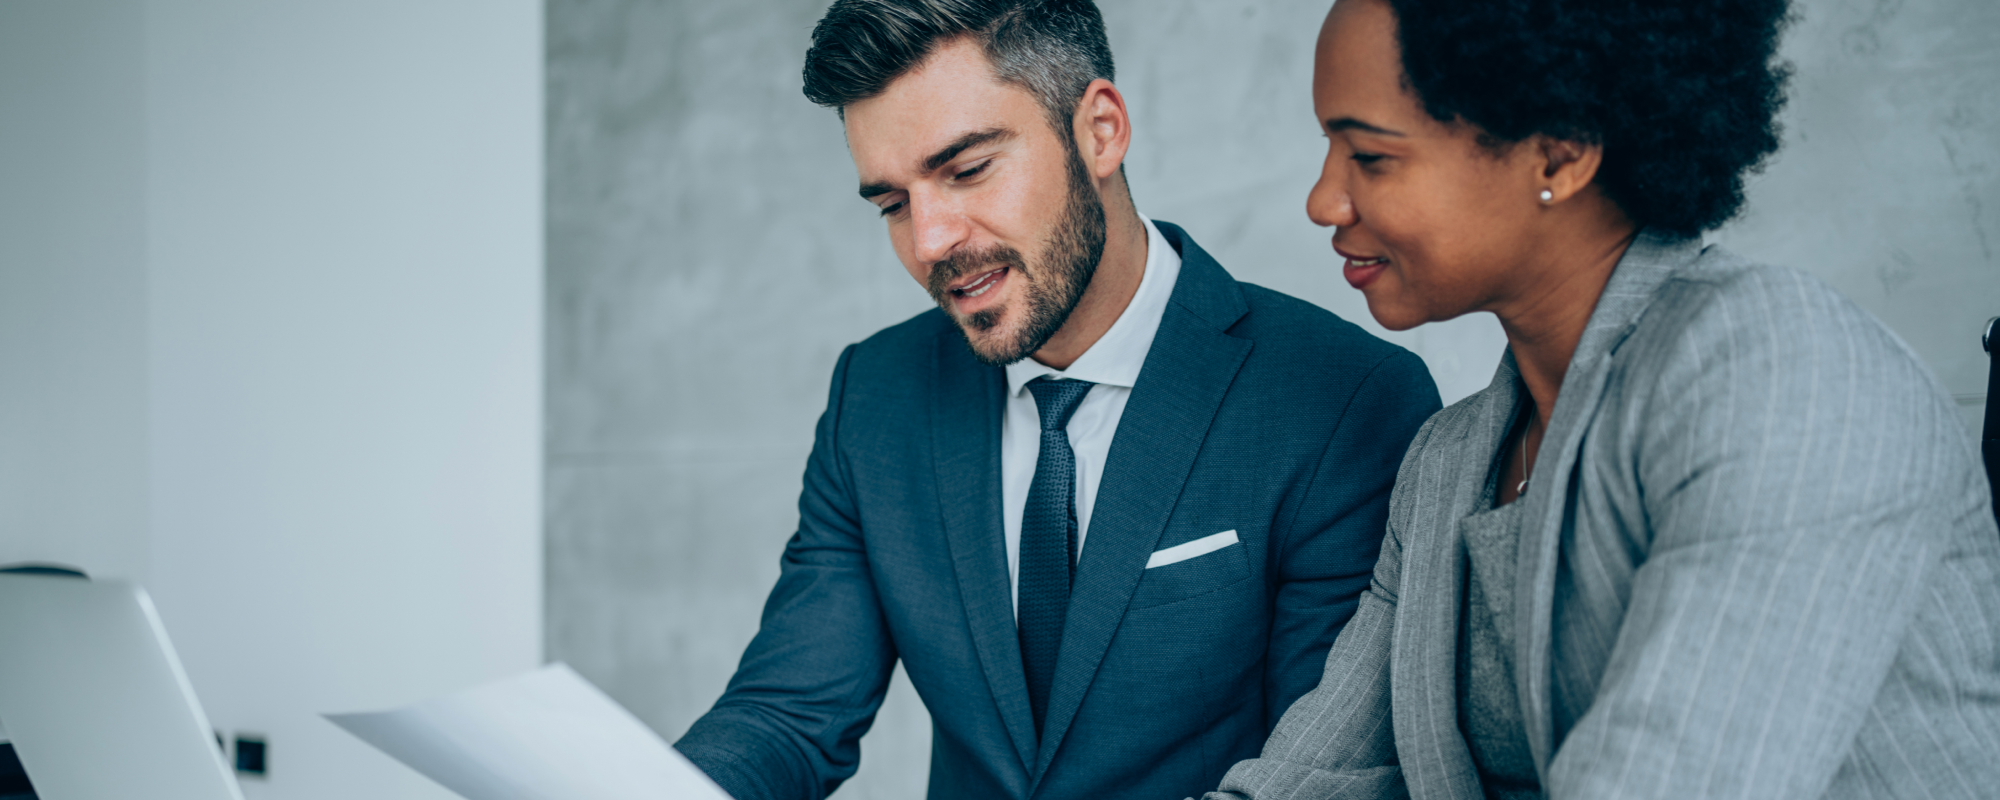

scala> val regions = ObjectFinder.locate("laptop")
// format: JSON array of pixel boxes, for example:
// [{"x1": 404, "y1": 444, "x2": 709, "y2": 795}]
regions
[{"x1": 0, "y1": 573, "x2": 243, "y2": 800}]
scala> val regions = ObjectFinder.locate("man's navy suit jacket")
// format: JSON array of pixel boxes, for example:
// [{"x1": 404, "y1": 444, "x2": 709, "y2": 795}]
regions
[{"x1": 676, "y1": 222, "x2": 1440, "y2": 800}]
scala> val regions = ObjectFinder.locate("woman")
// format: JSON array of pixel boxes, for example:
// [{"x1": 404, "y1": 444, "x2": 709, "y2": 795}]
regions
[{"x1": 1202, "y1": 0, "x2": 2000, "y2": 798}]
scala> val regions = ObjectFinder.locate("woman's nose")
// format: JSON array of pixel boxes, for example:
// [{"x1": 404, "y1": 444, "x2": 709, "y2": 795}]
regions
[{"x1": 1307, "y1": 162, "x2": 1357, "y2": 228}]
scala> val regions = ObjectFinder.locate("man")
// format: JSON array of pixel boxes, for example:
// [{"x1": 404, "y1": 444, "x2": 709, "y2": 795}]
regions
[{"x1": 674, "y1": 2, "x2": 1440, "y2": 798}]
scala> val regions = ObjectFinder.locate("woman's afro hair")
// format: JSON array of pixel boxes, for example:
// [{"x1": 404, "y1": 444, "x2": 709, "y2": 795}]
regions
[{"x1": 1386, "y1": 0, "x2": 1794, "y2": 237}]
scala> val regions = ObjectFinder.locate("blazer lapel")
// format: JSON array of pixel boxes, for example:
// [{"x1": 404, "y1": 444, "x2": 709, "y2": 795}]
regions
[
  {"x1": 1390, "y1": 356, "x2": 1520, "y2": 799},
  {"x1": 1512, "y1": 232, "x2": 1698, "y2": 777},
  {"x1": 931, "y1": 331, "x2": 1040, "y2": 776},
  {"x1": 1027, "y1": 225, "x2": 1252, "y2": 788}
]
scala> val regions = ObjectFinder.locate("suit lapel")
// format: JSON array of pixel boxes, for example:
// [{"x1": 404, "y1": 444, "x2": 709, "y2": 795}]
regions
[
  {"x1": 1027, "y1": 225, "x2": 1252, "y2": 788},
  {"x1": 1512, "y1": 232, "x2": 1696, "y2": 776},
  {"x1": 1390, "y1": 357, "x2": 1518, "y2": 799},
  {"x1": 931, "y1": 331, "x2": 1040, "y2": 776}
]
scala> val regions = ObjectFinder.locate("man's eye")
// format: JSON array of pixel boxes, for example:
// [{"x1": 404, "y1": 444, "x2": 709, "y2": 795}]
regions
[
  {"x1": 879, "y1": 200, "x2": 905, "y2": 218},
  {"x1": 954, "y1": 161, "x2": 989, "y2": 180},
  {"x1": 1351, "y1": 152, "x2": 1384, "y2": 166}
]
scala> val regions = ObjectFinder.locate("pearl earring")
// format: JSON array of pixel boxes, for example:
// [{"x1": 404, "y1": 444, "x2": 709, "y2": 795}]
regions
[{"x1": 1539, "y1": 189, "x2": 1554, "y2": 203}]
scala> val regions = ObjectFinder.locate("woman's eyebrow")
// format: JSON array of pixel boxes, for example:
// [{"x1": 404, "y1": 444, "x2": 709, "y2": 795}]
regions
[{"x1": 1325, "y1": 116, "x2": 1406, "y2": 136}]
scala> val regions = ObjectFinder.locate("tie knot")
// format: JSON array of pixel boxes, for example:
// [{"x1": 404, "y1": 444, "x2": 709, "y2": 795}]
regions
[{"x1": 1025, "y1": 377, "x2": 1095, "y2": 433}]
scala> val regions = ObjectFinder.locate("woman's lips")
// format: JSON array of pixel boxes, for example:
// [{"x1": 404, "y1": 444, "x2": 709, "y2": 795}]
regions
[{"x1": 1343, "y1": 256, "x2": 1388, "y2": 289}]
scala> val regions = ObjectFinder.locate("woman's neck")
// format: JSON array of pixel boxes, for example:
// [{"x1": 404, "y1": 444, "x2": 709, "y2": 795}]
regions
[{"x1": 1494, "y1": 219, "x2": 1639, "y2": 427}]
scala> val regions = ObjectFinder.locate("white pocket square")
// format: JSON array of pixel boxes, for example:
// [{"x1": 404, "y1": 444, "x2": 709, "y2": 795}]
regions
[{"x1": 1145, "y1": 530, "x2": 1239, "y2": 569}]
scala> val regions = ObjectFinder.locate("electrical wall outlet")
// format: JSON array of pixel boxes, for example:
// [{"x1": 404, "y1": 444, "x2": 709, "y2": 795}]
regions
[{"x1": 232, "y1": 736, "x2": 267, "y2": 777}]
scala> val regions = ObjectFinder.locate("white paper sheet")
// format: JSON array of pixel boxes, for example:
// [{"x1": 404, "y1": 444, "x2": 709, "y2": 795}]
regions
[{"x1": 326, "y1": 663, "x2": 732, "y2": 800}]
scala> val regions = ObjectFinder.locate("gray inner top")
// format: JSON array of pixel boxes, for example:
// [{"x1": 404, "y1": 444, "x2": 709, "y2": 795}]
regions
[{"x1": 1456, "y1": 410, "x2": 1545, "y2": 800}]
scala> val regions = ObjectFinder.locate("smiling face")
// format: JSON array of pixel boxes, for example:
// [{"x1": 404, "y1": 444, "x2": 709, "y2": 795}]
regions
[
  {"x1": 845, "y1": 38, "x2": 1107, "y2": 366},
  {"x1": 1307, "y1": 0, "x2": 1552, "y2": 331}
]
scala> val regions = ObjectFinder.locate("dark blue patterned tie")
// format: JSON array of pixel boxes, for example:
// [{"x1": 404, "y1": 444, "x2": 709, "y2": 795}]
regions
[{"x1": 1019, "y1": 376, "x2": 1094, "y2": 736}]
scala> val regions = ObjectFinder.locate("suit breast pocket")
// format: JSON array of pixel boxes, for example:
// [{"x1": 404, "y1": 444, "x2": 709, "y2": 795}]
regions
[{"x1": 1129, "y1": 532, "x2": 1253, "y2": 610}]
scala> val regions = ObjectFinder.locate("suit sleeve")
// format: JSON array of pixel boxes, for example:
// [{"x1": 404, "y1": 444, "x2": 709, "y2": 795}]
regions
[
  {"x1": 1261, "y1": 349, "x2": 1439, "y2": 725},
  {"x1": 675, "y1": 344, "x2": 898, "y2": 800},
  {"x1": 1202, "y1": 405, "x2": 1445, "y2": 800},
  {"x1": 1543, "y1": 279, "x2": 1984, "y2": 798}
]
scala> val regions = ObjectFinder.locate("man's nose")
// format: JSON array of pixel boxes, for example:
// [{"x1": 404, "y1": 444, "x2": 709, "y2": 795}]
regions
[
  {"x1": 1306, "y1": 163, "x2": 1357, "y2": 228},
  {"x1": 910, "y1": 188, "x2": 971, "y2": 267}
]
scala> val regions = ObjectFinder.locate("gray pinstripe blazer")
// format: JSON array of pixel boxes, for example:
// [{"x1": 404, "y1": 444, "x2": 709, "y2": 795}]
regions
[{"x1": 1204, "y1": 233, "x2": 2000, "y2": 800}]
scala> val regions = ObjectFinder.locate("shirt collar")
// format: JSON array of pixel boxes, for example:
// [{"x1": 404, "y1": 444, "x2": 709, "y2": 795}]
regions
[{"x1": 1005, "y1": 215, "x2": 1183, "y2": 396}]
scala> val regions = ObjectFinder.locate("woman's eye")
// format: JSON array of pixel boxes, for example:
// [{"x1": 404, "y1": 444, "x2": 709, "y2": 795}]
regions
[
  {"x1": 879, "y1": 200, "x2": 905, "y2": 218},
  {"x1": 1351, "y1": 152, "x2": 1384, "y2": 166}
]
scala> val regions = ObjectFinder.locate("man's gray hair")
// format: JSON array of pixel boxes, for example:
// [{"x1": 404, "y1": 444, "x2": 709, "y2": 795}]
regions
[{"x1": 803, "y1": 0, "x2": 1116, "y2": 137}]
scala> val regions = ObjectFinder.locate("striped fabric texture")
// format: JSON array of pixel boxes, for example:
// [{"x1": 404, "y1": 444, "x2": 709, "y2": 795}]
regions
[{"x1": 1206, "y1": 232, "x2": 2000, "y2": 800}]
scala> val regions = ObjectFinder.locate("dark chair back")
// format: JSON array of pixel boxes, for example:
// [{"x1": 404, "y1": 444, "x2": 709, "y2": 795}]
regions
[
  {"x1": 1985, "y1": 317, "x2": 1998, "y2": 527},
  {"x1": 0, "y1": 743, "x2": 35, "y2": 800},
  {"x1": 0, "y1": 565, "x2": 86, "y2": 580}
]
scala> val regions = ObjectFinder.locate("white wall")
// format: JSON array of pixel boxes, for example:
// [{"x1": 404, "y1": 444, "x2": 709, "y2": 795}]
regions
[
  {"x1": 0, "y1": 0, "x2": 151, "y2": 585},
  {"x1": 0, "y1": 2, "x2": 544, "y2": 798}
]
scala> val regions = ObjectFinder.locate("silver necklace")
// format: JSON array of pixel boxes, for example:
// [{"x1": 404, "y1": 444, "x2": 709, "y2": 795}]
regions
[{"x1": 1517, "y1": 413, "x2": 1538, "y2": 495}]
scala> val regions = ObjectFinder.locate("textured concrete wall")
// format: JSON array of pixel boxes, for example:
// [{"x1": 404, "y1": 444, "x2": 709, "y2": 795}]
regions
[
  {"x1": 546, "y1": 1, "x2": 1998, "y2": 798},
  {"x1": 1714, "y1": 0, "x2": 1998, "y2": 431},
  {"x1": 545, "y1": 4, "x2": 934, "y2": 798}
]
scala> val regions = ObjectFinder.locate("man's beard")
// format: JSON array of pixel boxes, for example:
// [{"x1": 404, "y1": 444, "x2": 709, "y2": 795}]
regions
[{"x1": 925, "y1": 143, "x2": 1108, "y2": 367}]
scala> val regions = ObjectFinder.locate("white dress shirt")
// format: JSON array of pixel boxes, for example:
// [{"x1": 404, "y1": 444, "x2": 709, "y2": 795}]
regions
[{"x1": 1002, "y1": 215, "x2": 1182, "y2": 614}]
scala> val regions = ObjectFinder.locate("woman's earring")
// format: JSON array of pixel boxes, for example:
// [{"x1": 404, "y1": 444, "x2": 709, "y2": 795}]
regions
[{"x1": 1539, "y1": 189, "x2": 1555, "y2": 203}]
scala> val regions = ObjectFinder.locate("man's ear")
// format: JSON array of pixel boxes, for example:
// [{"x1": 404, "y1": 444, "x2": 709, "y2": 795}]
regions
[
  {"x1": 1536, "y1": 135, "x2": 1604, "y2": 204},
  {"x1": 1073, "y1": 78, "x2": 1131, "y2": 182}
]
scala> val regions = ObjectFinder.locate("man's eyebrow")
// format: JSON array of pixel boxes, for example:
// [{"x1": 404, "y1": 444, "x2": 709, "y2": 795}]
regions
[
  {"x1": 856, "y1": 127, "x2": 1017, "y2": 200},
  {"x1": 922, "y1": 127, "x2": 1014, "y2": 173},
  {"x1": 1324, "y1": 117, "x2": 1405, "y2": 136}
]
